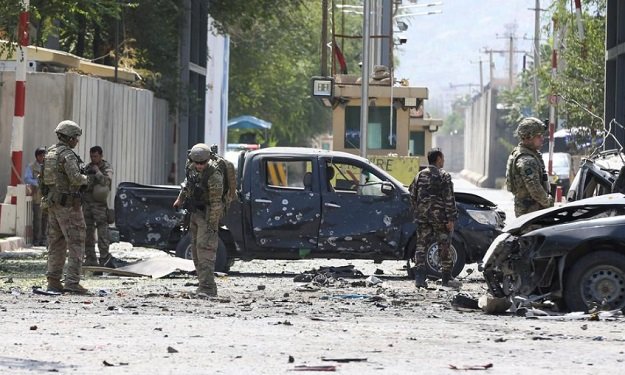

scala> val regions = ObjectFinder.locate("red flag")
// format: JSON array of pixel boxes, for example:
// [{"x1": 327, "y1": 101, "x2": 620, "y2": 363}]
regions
[{"x1": 333, "y1": 40, "x2": 348, "y2": 74}]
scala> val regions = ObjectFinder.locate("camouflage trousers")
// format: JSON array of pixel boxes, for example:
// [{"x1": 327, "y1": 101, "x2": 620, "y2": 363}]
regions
[
  {"x1": 514, "y1": 197, "x2": 544, "y2": 217},
  {"x1": 46, "y1": 203, "x2": 86, "y2": 284},
  {"x1": 32, "y1": 203, "x2": 48, "y2": 244},
  {"x1": 83, "y1": 201, "x2": 110, "y2": 261},
  {"x1": 189, "y1": 211, "x2": 219, "y2": 293},
  {"x1": 413, "y1": 222, "x2": 453, "y2": 274}
]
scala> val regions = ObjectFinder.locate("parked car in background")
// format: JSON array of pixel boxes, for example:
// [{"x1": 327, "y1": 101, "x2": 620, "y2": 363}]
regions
[
  {"x1": 113, "y1": 148, "x2": 505, "y2": 278},
  {"x1": 483, "y1": 193, "x2": 625, "y2": 312},
  {"x1": 542, "y1": 152, "x2": 574, "y2": 194},
  {"x1": 224, "y1": 143, "x2": 259, "y2": 169}
]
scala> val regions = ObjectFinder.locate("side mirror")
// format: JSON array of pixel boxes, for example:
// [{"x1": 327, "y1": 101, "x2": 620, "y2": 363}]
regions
[{"x1": 381, "y1": 182, "x2": 395, "y2": 196}]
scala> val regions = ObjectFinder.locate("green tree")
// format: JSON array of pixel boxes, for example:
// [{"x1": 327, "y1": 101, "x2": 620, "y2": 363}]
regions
[
  {"x1": 1, "y1": 0, "x2": 330, "y2": 145},
  {"x1": 225, "y1": 2, "x2": 331, "y2": 146},
  {"x1": 499, "y1": 0, "x2": 606, "y2": 138}
]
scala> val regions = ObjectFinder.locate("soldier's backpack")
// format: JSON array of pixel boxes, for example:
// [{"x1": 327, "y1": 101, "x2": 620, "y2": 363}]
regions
[{"x1": 214, "y1": 155, "x2": 237, "y2": 210}]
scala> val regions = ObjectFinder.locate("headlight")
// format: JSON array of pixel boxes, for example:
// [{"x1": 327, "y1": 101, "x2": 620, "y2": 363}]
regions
[
  {"x1": 482, "y1": 232, "x2": 511, "y2": 266},
  {"x1": 466, "y1": 209, "x2": 500, "y2": 226}
]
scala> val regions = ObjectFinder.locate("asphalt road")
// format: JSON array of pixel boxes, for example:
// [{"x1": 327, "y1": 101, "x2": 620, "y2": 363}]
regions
[{"x1": 1, "y1": 178, "x2": 623, "y2": 374}]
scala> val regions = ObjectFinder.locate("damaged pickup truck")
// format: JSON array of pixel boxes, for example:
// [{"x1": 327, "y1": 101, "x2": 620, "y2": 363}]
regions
[
  {"x1": 483, "y1": 193, "x2": 625, "y2": 312},
  {"x1": 114, "y1": 148, "x2": 504, "y2": 278}
]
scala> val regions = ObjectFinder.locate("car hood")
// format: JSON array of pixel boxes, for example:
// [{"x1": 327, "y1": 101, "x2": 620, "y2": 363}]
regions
[
  {"x1": 454, "y1": 191, "x2": 497, "y2": 207},
  {"x1": 503, "y1": 193, "x2": 625, "y2": 235}
]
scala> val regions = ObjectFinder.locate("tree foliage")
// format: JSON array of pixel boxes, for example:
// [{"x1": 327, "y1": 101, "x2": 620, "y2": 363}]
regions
[
  {"x1": 499, "y1": 0, "x2": 606, "y2": 135},
  {"x1": 0, "y1": 0, "x2": 331, "y2": 145},
  {"x1": 225, "y1": 1, "x2": 331, "y2": 146}
]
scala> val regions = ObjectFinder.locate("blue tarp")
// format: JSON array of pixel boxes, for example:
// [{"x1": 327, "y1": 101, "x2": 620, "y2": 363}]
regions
[{"x1": 227, "y1": 115, "x2": 272, "y2": 130}]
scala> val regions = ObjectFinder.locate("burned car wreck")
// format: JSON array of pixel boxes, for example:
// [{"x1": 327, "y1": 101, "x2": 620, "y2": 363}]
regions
[
  {"x1": 567, "y1": 149, "x2": 625, "y2": 202},
  {"x1": 483, "y1": 193, "x2": 625, "y2": 312}
]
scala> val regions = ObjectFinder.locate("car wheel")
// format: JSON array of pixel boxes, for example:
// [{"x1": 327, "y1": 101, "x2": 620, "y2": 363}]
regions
[
  {"x1": 175, "y1": 233, "x2": 230, "y2": 272},
  {"x1": 564, "y1": 250, "x2": 625, "y2": 312},
  {"x1": 425, "y1": 239, "x2": 466, "y2": 279}
]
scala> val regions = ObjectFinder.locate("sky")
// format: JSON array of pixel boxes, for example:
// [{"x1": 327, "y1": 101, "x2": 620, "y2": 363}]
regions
[{"x1": 393, "y1": 0, "x2": 542, "y2": 114}]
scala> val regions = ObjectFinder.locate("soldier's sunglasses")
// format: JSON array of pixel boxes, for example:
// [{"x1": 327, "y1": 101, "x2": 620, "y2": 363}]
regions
[{"x1": 195, "y1": 160, "x2": 208, "y2": 165}]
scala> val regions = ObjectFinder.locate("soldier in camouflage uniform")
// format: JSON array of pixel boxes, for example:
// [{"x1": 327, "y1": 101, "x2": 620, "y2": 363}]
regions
[
  {"x1": 173, "y1": 143, "x2": 224, "y2": 298},
  {"x1": 409, "y1": 149, "x2": 458, "y2": 288},
  {"x1": 505, "y1": 117, "x2": 554, "y2": 217},
  {"x1": 82, "y1": 146, "x2": 123, "y2": 268},
  {"x1": 40, "y1": 120, "x2": 89, "y2": 294}
]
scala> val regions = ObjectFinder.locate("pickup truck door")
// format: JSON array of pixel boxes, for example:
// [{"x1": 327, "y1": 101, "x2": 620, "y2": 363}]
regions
[
  {"x1": 249, "y1": 157, "x2": 321, "y2": 250},
  {"x1": 319, "y1": 158, "x2": 406, "y2": 257}
]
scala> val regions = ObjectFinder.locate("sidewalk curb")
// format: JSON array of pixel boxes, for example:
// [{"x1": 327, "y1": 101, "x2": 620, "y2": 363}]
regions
[{"x1": 0, "y1": 236, "x2": 26, "y2": 252}]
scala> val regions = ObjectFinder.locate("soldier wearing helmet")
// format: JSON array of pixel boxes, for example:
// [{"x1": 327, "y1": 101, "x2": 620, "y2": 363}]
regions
[
  {"x1": 82, "y1": 146, "x2": 123, "y2": 269},
  {"x1": 505, "y1": 117, "x2": 553, "y2": 217},
  {"x1": 40, "y1": 120, "x2": 89, "y2": 294},
  {"x1": 173, "y1": 143, "x2": 224, "y2": 298}
]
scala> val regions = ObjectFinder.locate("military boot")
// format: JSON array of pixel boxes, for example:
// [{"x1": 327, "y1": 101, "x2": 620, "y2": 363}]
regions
[
  {"x1": 441, "y1": 272, "x2": 462, "y2": 289},
  {"x1": 195, "y1": 286, "x2": 217, "y2": 299},
  {"x1": 46, "y1": 277, "x2": 64, "y2": 293},
  {"x1": 64, "y1": 282, "x2": 90, "y2": 295},
  {"x1": 83, "y1": 251, "x2": 99, "y2": 267},
  {"x1": 414, "y1": 267, "x2": 428, "y2": 288}
]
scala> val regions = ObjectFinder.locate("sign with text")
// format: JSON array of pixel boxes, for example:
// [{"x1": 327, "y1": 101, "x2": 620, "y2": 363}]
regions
[
  {"x1": 367, "y1": 155, "x2": 421, "y2": 186},
  {"x1": 311, "y1": 77, "x2": 334, "y2": 97}
]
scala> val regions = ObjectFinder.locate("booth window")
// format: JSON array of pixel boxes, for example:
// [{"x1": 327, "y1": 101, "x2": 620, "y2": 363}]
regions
[
  {"x1": 344, "y1": 107, "x2": 397, "y2": 149},
  {"x1": 409, "y1": 131, "x2": 425, "y2": 156}
]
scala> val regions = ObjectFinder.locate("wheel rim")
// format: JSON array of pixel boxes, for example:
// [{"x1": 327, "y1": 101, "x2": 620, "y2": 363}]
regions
[
  {"x1": 580, "y1": 265, "x2": 625, "y2": 309},
  {"x1": 426, "y1": 243, "x2": 457, "y2": 273}
]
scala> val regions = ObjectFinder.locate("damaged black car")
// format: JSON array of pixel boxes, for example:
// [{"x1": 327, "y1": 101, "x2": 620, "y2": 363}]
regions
[{"x1": 483, "y1": 193, "x2": 625, "y2": 312}]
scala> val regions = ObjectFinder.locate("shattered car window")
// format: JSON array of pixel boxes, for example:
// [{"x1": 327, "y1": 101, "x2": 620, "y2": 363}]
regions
[
  {"x1": 327, "y1": 161, "x2": 387, "y2": 196},
  {"x1": 265, "y1": 160, "x2": 311, "y2": 190}
]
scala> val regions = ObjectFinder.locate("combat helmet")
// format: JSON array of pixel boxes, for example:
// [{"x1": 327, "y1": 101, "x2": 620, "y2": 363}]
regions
[
  {"x1": 515, "y1": 117, "x2": 546, "y2": 140},
  {"x1": 55, "y1": 120, "x2": 82, "y2": 138},
  {"x1": 188, "y1": 143, "x2": 211, "y2": 163}
]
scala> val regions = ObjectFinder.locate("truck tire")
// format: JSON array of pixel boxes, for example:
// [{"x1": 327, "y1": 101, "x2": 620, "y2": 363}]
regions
[
  {"x1": 564, "y1": 250, "x2": 625, "y2": 312},
  {"x1": 175, "y1": 233, "x2": 230, "y2": 272},
  {"x1": 425, "y1": 238, "x2": 466, "y2": 280}
]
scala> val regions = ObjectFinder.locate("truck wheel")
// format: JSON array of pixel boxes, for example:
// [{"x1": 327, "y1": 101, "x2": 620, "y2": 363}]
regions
[
  {"x1": 175, "y1": 233, "x2": 230, "y2": 272},
  {"x1": 425, "y1": 239, "x2": 466, "y2": 280},
  {"x1": 564, "y1": 250, "x2": 625, "y2": 312}
]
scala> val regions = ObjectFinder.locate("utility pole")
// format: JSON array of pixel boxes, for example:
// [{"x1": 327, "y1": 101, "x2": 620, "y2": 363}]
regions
[
  {"x1": 321, "y1": 0, "x2": 328, "y2": 76},
  {"x1": 508, "y1": 35, "x2": 514, "y2": 87},
  {"x1": 470, "y1": 59, "x2": 484, "y2": 93},
  {"x1": 360, "y1": 0, "x2": 371, "y2": 158},
  {"x1": 532, "y1": 0, "x2": 541, "y2": 106},
  {"x1": 481, "y1": 49, "x2": 501, "y2": 85},
  {"x1": 483, "y1": 44, "x2": 528, "y2": 88}
]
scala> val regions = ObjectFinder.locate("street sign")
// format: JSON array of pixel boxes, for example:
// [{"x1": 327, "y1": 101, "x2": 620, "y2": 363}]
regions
[{"x1": 311, "y1": 77, "x2": 334, "y2": 97}]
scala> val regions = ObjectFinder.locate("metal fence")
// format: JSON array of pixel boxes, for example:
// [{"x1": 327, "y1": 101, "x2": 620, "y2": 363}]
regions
[{"x1": 0, "y1": 71, "x2": 175, "y2": 207}]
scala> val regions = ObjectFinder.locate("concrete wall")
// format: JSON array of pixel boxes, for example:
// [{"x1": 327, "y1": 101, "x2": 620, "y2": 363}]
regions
[
  {"x1": 0, "y1": 72, "x2": 174, "y2": 205},
  {"x1": 433, "y1": 134, "x2": 464, "y2": 173},
  {"x1": 461, "y1": 87, "x2": 516, "y2": 188}
]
